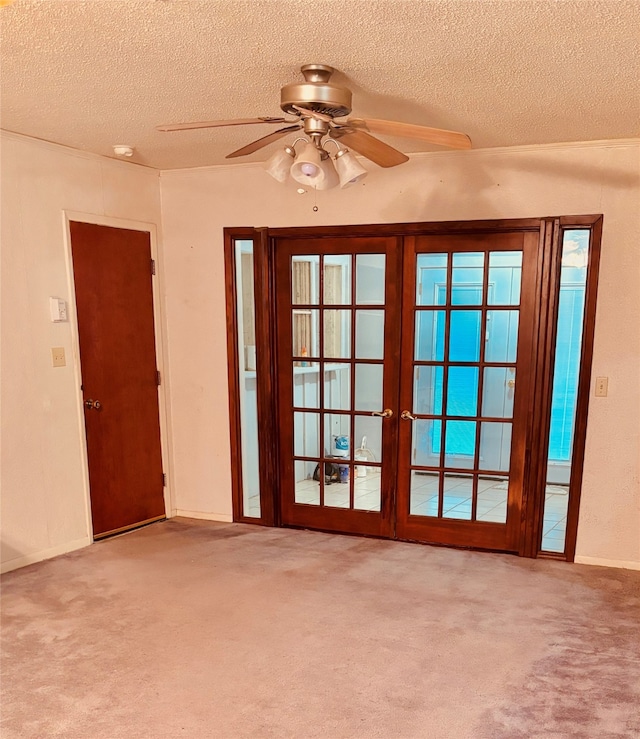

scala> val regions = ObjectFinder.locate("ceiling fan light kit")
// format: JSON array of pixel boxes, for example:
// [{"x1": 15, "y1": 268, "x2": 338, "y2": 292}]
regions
[{"x1": 158, "y1": 64, "x2": 472, "y2": 191}]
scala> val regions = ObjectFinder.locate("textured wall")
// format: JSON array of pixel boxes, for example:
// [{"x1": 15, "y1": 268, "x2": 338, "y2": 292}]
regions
[{"x1": 160, "y1": 140, "x2": 640, "y2": 568}]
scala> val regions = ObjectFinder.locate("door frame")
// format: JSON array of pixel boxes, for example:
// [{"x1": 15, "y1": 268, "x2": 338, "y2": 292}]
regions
[
  {"x1": 63, "y1": 211, "x2": 173, "y2": 541},
  {"x1": 224, "y1": 216, "x2": 602, "y2": 559}
]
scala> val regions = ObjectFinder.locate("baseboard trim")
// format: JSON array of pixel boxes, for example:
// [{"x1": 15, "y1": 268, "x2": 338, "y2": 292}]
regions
[
  {"x1": 1, "y1": 537, "x2": 92, "y2": 574},
  {"x1": 574, "y1": 555, "x2": 640, "y2": 571},
  {"x1": 174, "y1": 510, "x2": 234, "y2": 523}
]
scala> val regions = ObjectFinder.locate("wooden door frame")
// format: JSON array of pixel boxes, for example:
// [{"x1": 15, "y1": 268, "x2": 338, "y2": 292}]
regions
[
  {"x1": 63, "y1": 212, "x2": 173, "y2": 541},
  {"x1": 224, "y1": 216, "x2": 603, "y2": 559}
]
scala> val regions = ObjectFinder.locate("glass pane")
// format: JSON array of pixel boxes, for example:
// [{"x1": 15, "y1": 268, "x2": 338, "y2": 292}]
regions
[
  {"x1": 354, "y1": 363, "x2": 383, "y2": 412},
  {"x1": 442, "y1": 473, "x2": 473, "y2": 519},
  {"x1": 486, "y1": 310, "x2": 519, "y2": 363},
  {"x1": 413, "y1": 365, "x2": 443, "y2": 415},
  {"x1": 323, "y1": 255, "x2": 351, "y2": 305},
  {"x1": 323, "y1": 309, "x2": 351, "y2": 359},
  {"x1": 294, "y1": 460, "x2": 320, "y2": 505},
  {"x1": 324, "y1": 363, "x2": 350, "y2": 410},
  {"x1": 234, "y1": 240, "x2": 261, "y2": 518},
  {"x1": 355, "y1": 310, "x2": 384, "y2": 359},
  {"x1": 294, "y1": 412, "x2": 319, "y2": 457},
  {"x1": 354, "y1": 416, "x2": 382, "y2": 466},
  {"x1": 481, "y1": 367, "x2": 515, "y2": 418},
  {"x1": 476, "y1": 476, "x2": 508, "y2": 523},
  {"x1": 412, "y1": 419, "x2": 442, "y2": 466},
  {"x1": 541, "y1": 229, "x2": 589, "y2": 553},
  {"x1": 449, "y1": 310, "x2": 481, "y2": 362},
  {"x1": 325, "y1": 413, "x2": 351, "y2": 459},
  {"x1": 293, "y1": 309, "x2": 319, "y2": 359},
  {"x1": 354, "y1": 466, "x2": 381, "y2": 511},
  {"x1": 415, "y1": 310, "x2": 445, "y2": 361},
  {"x1": 409, "y1": 471, "x2": 440, "y2": 516},
  {"x1": 293, "y1": 362, "x2": 320, "y2": 408},
  {"x1": 416, "y1": 253, "x2": 447, "y2": 306},
  {"x1": 356, "y1": 254, "x2": 386, "y2": 305},
  {"x1": 444, "y1": 421, "x2": 476, "y2": 468},
  {"x1": 452, "y1": 252, "x2": 484, "y2": 305},
  {"x1": 292, "y1": 256, "x2": 319, "y2": 305},
  {"x1": 325, "y1": 466, "x2": 351, "y2": 508},
  {"x1": 479, "y1": 422, "x2": 512, "y2": 472},
  {"x1": 488, "y1": 251, "x2": 522, "y2": 305},
  {"x1": 541, "y1": 484, "x2": 570, "y2": 552},
  {"x1": 446, "y1": 367, "x2": 479, "y2": 416}
]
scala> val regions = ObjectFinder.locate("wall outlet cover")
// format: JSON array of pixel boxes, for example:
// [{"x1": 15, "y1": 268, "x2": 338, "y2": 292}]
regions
[{"x1": 51, "y1": 347, "x2": 66, "y2": 367}]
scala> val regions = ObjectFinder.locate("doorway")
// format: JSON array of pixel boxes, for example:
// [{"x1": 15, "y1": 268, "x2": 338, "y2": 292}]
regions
[
  {"x1": 225, "y1": 217, "x2": 602, "y2": 558},
  {"x1": 70, "y1": 220, "x2": 167, "y2": 538},
  {"x1": 273, "y1": 230, "x2": 537, "y2": 551}
]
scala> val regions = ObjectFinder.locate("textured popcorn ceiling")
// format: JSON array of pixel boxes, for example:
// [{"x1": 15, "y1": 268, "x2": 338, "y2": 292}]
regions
[{"x1": 1, "y1": 0, "x2": 639, "y2": 169}]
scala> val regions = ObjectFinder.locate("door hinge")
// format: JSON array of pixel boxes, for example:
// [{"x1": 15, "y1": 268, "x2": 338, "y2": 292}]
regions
[
  {"x1": 156, "y1": 370, "x2": 161, "y2": 386},
  {"x1": 162, "y1": 473, "x2": 167, "y2": 487},
  {"x1": 151, "y1": 259, "x2": 156, "y2": 275}
]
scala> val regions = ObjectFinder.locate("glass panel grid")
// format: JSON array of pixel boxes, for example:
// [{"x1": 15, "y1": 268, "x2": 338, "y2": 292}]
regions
[{"x1": 410, "y1": 245, "x2": 521, "y2": 523}]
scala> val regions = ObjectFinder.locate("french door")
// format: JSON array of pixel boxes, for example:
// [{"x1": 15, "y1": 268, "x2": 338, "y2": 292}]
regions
[
  {"x1": 275, "y1": 236, "x2": 402, "y2": 537},
  {"x1": 226, "y1": 216, "x2": 602, "y2": 558},
  {"x1": 274, "y1": 230, "x2": 537, "y2": 551},
  {"x1": 395, "y1": 232, "x2": 538, "y2": 550}
]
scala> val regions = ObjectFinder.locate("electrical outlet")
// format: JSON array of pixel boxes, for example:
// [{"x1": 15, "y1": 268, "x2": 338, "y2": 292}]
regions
[
  {"x1": 51, "y1": 347, "x2": 66, "y2": 367},
  {"x1": 595, "y1": 376, "x2": 608, "y2": 397}
]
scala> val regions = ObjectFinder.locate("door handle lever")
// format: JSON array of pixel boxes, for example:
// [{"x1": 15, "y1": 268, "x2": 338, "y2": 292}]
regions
[
  {"x1": 371, "y1": 408, "x2": 394, "y2": 418},
  {"x1": 401, "y1": 410, "x2": 417, "y2": 421}
]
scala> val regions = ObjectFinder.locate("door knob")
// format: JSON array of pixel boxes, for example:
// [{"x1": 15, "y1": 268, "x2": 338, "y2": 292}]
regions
[
  {"x1": 401, "y1": 410, "x2": 417, "y2": 421},
  {"x1": 84, "y1": 399, "x2": 102, "y2": 410},
  {"x1": 371, "y1": 408, "x2": 394, "y2": 418}
]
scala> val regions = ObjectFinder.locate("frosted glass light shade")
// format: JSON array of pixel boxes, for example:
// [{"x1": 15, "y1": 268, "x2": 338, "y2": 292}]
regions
[
  {"x1": 335, "y1": 149, "x2": 368, "y2": 188},
  {"x1": 290, "y1": 142, "x2": 326, "y2": 187},
  {"x1": 264, "y1": 147, "x2": 295, "y2": 183},
  {"x1": 315, "y1": 157, "x2": 339, "y2": 190}
]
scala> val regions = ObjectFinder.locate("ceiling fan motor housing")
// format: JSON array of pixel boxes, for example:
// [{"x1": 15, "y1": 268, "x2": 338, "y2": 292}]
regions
[{"x1": 280, "y1": 64, "x2": 352, "y2": 118}]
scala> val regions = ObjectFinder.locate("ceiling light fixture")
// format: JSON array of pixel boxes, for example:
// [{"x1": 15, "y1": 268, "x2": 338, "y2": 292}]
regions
[{"x1": 264, "y1": 136, "x2": 367, "y2": 190}]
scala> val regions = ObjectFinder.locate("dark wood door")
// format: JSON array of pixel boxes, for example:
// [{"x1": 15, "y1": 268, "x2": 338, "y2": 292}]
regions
[
  {"x1": 395, "y1": 232, "x2": 539, "y2": 551},
  {"x1": 70, "y1": 221, "x2": 165, "y2": 538},
  {"x1": 275, "y1": 236, "x2": 403, "y2": 537}
]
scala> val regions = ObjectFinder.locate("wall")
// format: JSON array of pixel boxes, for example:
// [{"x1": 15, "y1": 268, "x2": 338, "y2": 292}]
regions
[
  {"x1": 1, "y1": 132, "x2": 164, "y2": 572},
  {"x1": 160, "y1": 140, "x2": 640, "y2": 569}
]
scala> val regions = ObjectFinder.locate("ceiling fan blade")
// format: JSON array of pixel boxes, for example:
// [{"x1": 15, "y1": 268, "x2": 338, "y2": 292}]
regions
[
  {"x1": 347, "y1": 118, "x2": 472, "y2": 150},
  {"x1": 225, "y1": 124, "x2": 302, "y2": 159},
  {"x1": 330, "y1": 128, "x2": 409, "y2": 168},
  {"x1": 157, "y1": 117, "x2": 289, "y2": 132}
]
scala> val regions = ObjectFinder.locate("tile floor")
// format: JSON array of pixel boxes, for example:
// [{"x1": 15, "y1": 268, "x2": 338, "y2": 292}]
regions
[{"x1": 246, "y1": 472, "x2": 569, "y2": 553}]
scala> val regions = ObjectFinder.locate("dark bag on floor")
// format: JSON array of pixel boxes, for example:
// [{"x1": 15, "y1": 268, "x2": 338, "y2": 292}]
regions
[{"x1": 313, "y1": 463, "x2": 340, "y2": 485}]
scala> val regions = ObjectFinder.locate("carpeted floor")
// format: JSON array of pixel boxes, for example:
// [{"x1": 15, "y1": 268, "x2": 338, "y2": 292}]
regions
[{"x1": 1, "y1": 518, "x2": 639, "y2": 738}]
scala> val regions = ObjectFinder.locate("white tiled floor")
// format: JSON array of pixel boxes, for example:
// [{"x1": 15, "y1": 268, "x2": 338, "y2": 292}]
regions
[{"x1": 247, "y1": 472, "x2": 568, "y2": 553}]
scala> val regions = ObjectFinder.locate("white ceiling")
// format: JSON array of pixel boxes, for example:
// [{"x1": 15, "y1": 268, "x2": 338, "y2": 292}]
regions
[{"x1": 2, "y1": 0, "x2": 639, "y2": 170}]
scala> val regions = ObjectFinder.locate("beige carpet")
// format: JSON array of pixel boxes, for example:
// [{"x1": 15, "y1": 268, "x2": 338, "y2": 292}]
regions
[{"x1": 2, "y1": 518, "x2": 639, "y2": 738}]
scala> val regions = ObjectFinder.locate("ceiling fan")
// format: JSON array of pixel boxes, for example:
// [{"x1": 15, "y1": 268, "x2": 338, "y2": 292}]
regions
[{"x1": 157, "y1": 64, "x2": 472, "y2": 188}]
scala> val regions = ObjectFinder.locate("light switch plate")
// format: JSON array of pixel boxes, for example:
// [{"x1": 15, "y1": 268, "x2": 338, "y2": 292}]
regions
[
  {"x1": 50, "y1": 297, "x2": 68, "y2": 322},
  {"x1": 51, "y1": 347, "x2": 66, "y2": 367}
]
